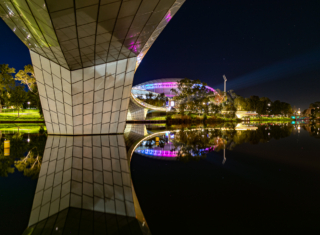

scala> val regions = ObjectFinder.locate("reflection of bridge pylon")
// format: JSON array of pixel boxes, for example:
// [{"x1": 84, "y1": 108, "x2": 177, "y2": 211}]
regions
[{"x1": 24, "y1": 135, "x2": 151, "y2": 234}]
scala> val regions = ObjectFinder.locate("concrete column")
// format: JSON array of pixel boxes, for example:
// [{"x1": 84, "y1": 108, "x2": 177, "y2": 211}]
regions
[{"x1": 30, "y1": 50, "x2": 136, "y2": 135}]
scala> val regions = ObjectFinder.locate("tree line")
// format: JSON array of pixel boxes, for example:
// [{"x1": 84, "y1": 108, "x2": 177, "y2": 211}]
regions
[
  {"x1": 170, "y1": 78, "x2": 293, "y2": 118},
  {"x1": 0, "y1": 64, "x2": 41, "y2": 117}
]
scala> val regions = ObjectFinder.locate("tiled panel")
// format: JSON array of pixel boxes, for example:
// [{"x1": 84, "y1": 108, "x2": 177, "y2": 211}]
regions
[
  {"x1": 32, "y1": 54, "x2": 138, "y2": 134},
  {"x1": 27, "y1": 135, "x2": 141, "y2": 227},
  {"x1": 1, "y1": 0, "x2": 185, "y2": 71}
]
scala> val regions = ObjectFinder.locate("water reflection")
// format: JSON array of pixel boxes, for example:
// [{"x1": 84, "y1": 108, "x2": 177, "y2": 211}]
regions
[
  {"x1": 133, "y1": 123, "x2": 294, "y2": 164},
  {"x1": 24, "y1": 135, "x2": 150, "y2": 235},
  {"x1": 0, "y1": 122, "x2": 319, "y2": 234}
]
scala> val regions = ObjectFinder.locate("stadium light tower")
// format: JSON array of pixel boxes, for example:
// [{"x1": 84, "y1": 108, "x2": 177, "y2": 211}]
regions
[{"x1": 223, "y1": 75, "x2": 227, "y2": 93}]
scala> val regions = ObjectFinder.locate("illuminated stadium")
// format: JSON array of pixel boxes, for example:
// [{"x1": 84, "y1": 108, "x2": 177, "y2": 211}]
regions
[
  {"x1": 132, "y1": 78, "x2": 216, "y2": 98},
  {"x1": 127, "y1": 78, "x2": 218, "y2": 121}
]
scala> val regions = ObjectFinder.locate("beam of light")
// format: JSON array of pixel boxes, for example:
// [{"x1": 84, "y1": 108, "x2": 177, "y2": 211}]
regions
[{"x1": 214, "y1": 47, "x2": 320, "y2": 90}]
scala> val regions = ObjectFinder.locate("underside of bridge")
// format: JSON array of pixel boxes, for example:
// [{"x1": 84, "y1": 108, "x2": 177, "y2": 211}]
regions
[{"x1": 0, "y1": 0, "x2": 185, "y2": 134}]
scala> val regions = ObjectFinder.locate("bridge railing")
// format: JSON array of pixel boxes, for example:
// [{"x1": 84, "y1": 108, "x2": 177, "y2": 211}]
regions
[{"x1": 131, "y1": 93, "x2": 168, "y2": 112}]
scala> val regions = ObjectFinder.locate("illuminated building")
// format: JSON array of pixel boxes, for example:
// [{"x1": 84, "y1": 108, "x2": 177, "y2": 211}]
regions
[
  {"x1": 0, "y1": 0, "x2": 185, "y2": 134},
  {"x1": 132, "y1": 78, "x2": 216, "y2": 98}
]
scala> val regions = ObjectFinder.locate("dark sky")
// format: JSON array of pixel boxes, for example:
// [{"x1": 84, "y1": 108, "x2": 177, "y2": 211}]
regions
[{"x1": 0, "y1": 0, "x2": 319, "y2": 110}]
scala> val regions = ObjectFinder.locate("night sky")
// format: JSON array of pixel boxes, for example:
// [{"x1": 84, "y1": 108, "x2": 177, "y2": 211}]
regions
[{"x1": 0, "y1": 0, "x2": 319, "y2": 110}]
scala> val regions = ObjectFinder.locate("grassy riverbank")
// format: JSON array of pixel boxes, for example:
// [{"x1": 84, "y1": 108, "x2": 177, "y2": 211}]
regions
[
  {"x1": 0, "y1": 123, "x2": 46, "y2": 133},
  {"x1": 0, "y1": 109, "x2": 43, "y2": 122}
]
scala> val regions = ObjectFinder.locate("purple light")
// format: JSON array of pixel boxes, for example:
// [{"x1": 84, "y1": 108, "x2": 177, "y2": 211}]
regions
[
  {"x1": 140, "y1": 82, "x2": 215, "y2": 93},
  {"x1": 136, "y1": 149, "x2": 178, "y2": 157},
  {"x1": 165, "y1": 11, "x2": 172, "y2": 22}
]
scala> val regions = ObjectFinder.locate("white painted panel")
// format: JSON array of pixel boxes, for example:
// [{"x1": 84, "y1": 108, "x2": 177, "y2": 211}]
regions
[
  {"x1": 73, "y1": 93, "x2": 83, "y2": 106},
  {"x1": 46, "y1": 85, "x2": 55, "y2": 100},
  {"x1": 103, "y1": 100, "x2": 112, "y2": 113},
  {"x1": 59, "y1": 124, "x2": 66, "y2": 134},
  {"x1": 74, "y1": 115, "x2": 83, "y2": 126},
  {"x1": 113, "y1": 86, "x2": 123, "y2": 100},
  {"x1": 64, "y1": 103, "x2": 72, "y2": 116},
  {"x1": 116, "y1": 59, "x2": 127, "y2": 75},
  {"x1": 71, "y1": 69, "x2": 83, "y2": 83},
  {"x1": 105, "y1": 75, "x2": 115, "y2": 89},
  {"x1": 54, "y1": 88, "x2": 63, "y2": 103},
  {"x1": 84, "y1": 114, "x2": 92, "y2": 125},
  {"x1": 53, "y1": 123, "x2": 60, "y2": 134},
  {"x1": 50, "y1": 111, "x2": 58, "y2": 124},
  {"x1": 122, "y1": 85, "x2": 131, "y2": 99},
  {"x1": 115, "y1": 73, "x2": 125, "y2": 88},
  {"x1": 34, "y1": 66, "x2": 44, "y2": 84},
  {"x1": 30, "y1": 50, "x2": 41, "y2": 69},
  {"x1": 126, "y1": 57, "x2": 137, "y2": 72},
  {"x1": 92, "y1": 124, "x2": 101, "y2": 134},
  {"x1": 50, "y1": 61, "x2": 61, "y2": 78},
  {"x1": 43, "y1": 71, "x2": 53, "y2": 87},
  {"x1": 110, "y1": 111, "x2": 119, "y2": 123},
  {"x1": 73, "y1": 104, "x2": 83, "y2": 116},
  {"x1": 106, "y1": 61, "x2": 116, "y2": 75},
  {"x1": 40, "y1": 96, "x2": 49, "y2": 111},
  {"x1": 46, "y1": 123, "x2": 53, "y2": 134},
  {"x1": 120, "y1": 98, "x2": 129, "y2": 111},
  {"x1": 65, "y1": 115, "x2": 73, "y2": 126},
  {"x1": 58, "y1": 113, "x2": 66, "y2": 124},
  {"x1": 62, "y1": 79, "x2": 71, "y2": 94},
  {"x1": 63, "y1": 92, "x2": 72, "y2": 106},
  {"x1": 66, "y1": 125, "x2": 73, "y2": 135},
  {"x1": 84, "y1": 79, "x2": 94, "y2": 93},
  {"x1": 52, "y1": 75, "x2": 62, "y2": 91},
  {"x1": 83, "y1": 66, "x2": 94, "y2": 81},
  {"x1": 119, "y1": 110, "x2": 127, "y2": 122},
  {"x1": 94, "y1": 102, "x2": 103, "y2": 114},
  {"x1": 95, "y1": 77, "x2": 105, "y2": 91},
  {"x1": 93, "y1": 113, "x2": 102, "y2": 124},
  {"x1": 56, "y1": 101, "x2": 65, "y2": 114},
  {"x1": 95, "y1": 64, "x2": 106, "y2": 78},
  {"x1": 124, "y1": 71, "x2": 134, "y2": 86},
  {"x1": 111, "y1": 99, "x2": 121, "y2": 112},
  {"x1": 104, "y1": 88, "x2": 114, "y2": 101},
  {"x1": 84, "y1": 102, "x2": 93, "y2": 115},
  {"x1": 61, "y1": 67, "x2": 71, "y2": 83},
  {"x1": 40, "y1": 56, "x2": 51, "y2": 73},
  {"x1": 84, "y1": 91, "x2": 93, "y2": 104},
  {"x1": 72, "y1": 81, "x2": 83, "y2": 94},
  {"x1": 38, "y1": 83, "x2": 47, "y2": 98},
  {"x1": 74, "y1": 125, "x2": 83, "y2": 135},
  {"x1": 43, "y1": 110, "x2": 51, "y2": 123},
  {"x1": 102, "y1": 112, "x2": 111, "y2": 123},
  {"x1": 94, "y1": 90, "x2": 104, "y2": 103},
  {"x1": 48, "y1": 99, "x2": 57, "y2": 112}
]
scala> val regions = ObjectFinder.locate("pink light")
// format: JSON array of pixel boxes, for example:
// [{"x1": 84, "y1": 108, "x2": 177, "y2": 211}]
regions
[{"x1": 165, "y1": 11, "x2": 172, "y2": 22}]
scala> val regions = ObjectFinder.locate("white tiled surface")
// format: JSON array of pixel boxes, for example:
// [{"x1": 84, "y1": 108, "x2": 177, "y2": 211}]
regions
[
  {"x1": 31, "y1": 51, "x2": 135, "y2": 135},
  {"x1": 29, "y1": 135, "x2": 135, "y2": 226}
]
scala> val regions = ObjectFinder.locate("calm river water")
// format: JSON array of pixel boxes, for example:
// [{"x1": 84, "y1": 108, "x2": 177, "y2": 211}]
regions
[{"x1": 0, "y1": 122, "x2": 319, "y2": 234}]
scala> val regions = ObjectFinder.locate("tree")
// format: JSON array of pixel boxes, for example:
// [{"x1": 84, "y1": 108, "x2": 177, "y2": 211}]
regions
[
  {"x1": 0, "y1": 64, "x2": 15, "y2": 111},
  {"x1": 27, "y1": 85, "x2": 43, "y2": 117},
  {"x1": 7, "y1": 86, "x2": 27, "y2": 117},
  {"x1": 171, "y1": 78, "x2": 214, "y2": 114},
  {"x1": 249, "y1": 96, "x2": 260, "y2": 111},
  {"x1": 234, "y1": 96, "x2": 246, "y2": 111},
  {"x1": 15, "y1": 134, "x2": 47, "y2": 179},
  {"x1": 15, "y1": 65, "x2": 36, "y2": 92}
]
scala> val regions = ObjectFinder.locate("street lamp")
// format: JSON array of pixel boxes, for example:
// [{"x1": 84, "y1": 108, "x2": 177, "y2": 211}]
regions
[{"x1": 27, "y1": 101, "x2": 30, "y2": 109}]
